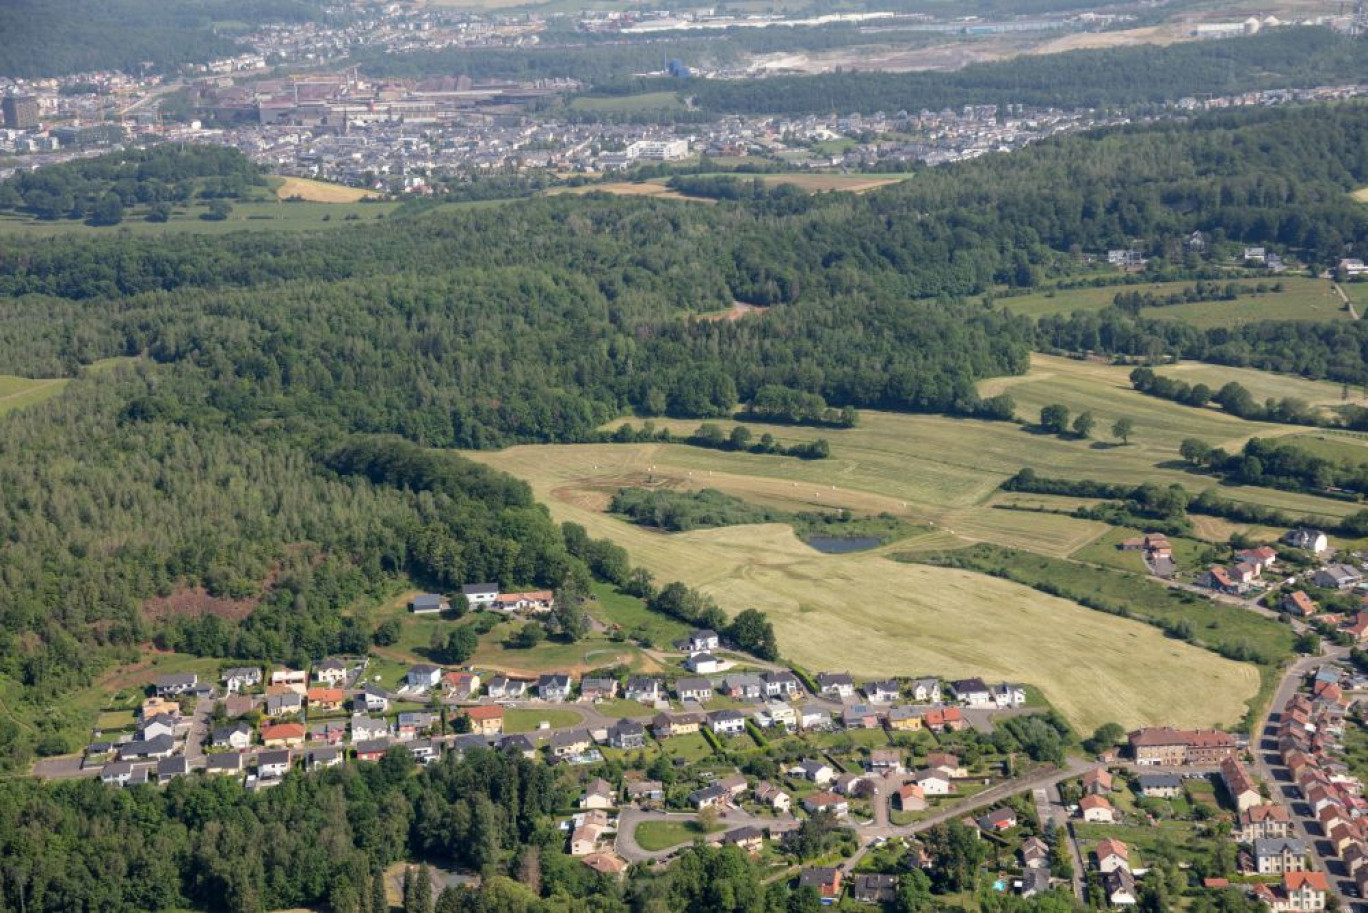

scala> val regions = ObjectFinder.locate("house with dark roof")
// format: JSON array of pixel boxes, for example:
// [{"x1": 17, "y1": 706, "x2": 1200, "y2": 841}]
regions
[{"x1": 409, "y1": 593, "x2": 449, "y2": 614}]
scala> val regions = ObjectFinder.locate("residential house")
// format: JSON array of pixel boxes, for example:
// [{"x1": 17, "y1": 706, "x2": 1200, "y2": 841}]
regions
[
  {"x1": 797, "y1": 868, "x2": 843, "y2": 904},
  {"x1": 580, "y1": 678, "x2": 617, "y2": 702},
  {"x1": 265, "y1": 693, "x2": 303, "y2": 717},
  {"x1": 1082, "y1": 768, "x2": 1114, "y2": 795},
  {"x1": 406, "y1": 664, "x2": 442, "y2": 691},
  {"x1": 756, "y1": 781, "x2": 791, "y2": 813},
  {"x1": 684, "y1": 653, "x2": 722, "y2": 675},
  {"x1": 863, "y1": 679, "x2": 900, "y2": 703},
  {"x1": 1254, "y1": 838, "x2": 1308, "y2": 875},
  {"x1": 1283, "y1": 591, "x2": 1318, "y2": 618},
  {"x1": 538, "y1": 674, "x2": 573, "y2": 702},
  {"x1": 580, "y1": 778, "x2": 615, "y2": 809},
  {"x1": 1128, "y1": 727, "x2": 1237, "y2": 766},
  {"x1": 912, "y1": 769, "x2": 954, "y2": 796},
  {"x1": 1314, "y1": 564, "x2": 1362, "y2": 590},
  {"x1": 625, "y1": 677, "x2": 663, "y2": 703},
  {"x1": 308, "y1": 720, "x2": 346, "y2": 745},
  {"x1": 350, "y1": 714, "x2": 389, "y2": 742},
  {"x1": 460, "y1": 583, "x2": 499, "y2": 607},
  {"x1": 625, "y1": 779, "x2": 664, "y2": 806},
  {"x1": 498, "y1": 734, "x2": 536, "y2": 759},
  {"x1": 270, "y1": 668, "x2": 307, "y2": 688},
  {"x1": 607, "y1": 719, "x2": 646, "y2": 750},
  {"x1": 722, "y1": 674, "x2": 764, "y2": 701},
  {"x1": 851, "y1": 874, "x2": 899, "y2": 905},
  {"x1": 466, "y1": 705, "x2": 504, "y2": 737},
  {"x1": 211, "y1": 721, "x2": 252, "y2": 751},
  {"x1": 709, "y1": 710, "x2": 746, "y2": 737},
  {"x1": 675, "y1": 677, "x2": 714, "y2": 703},
  {"x1": 1021, "y1": 836, "x2": 1050, "y2": 869},
  {"x1": 888, "y1": 706, "x2": 923, "y2": 731},
  {"x1": 139, "y1": 714, "x2": 177, "y2": 741},
  {"x1": 979, "y1": 808, "x2": 1017, "y2": 832},
  {"x1": 797, "y1": 760, "x2": 836, "y2": 786},
  {"x1": 313, "y1": 659, "x2": 348, "y2": 686},
  {"x1": 119, "y1": 735, "x2": 175, "y2": 761},
  {"x1": 909, "y1": 678, "x2": 942, "y2": 703},
  {"x1": 1238, "y1": 804, "x2": 1293, "y2": 841},
  {"x1": 689, "y1": 784, "x2": 730, "y2": 809},
  {"x1": 717, "y1": 773, "x2": 748, "y2": 800},
  {"x1": 685, "y1": 629, "x2": 720, "y2": 653},
  {"x1": 894, "y1": 783, "x2": 927, "y2": 811},
  {"x1": 221, "y1": 667, "x2": 262, "y2": 693},
  {"x1": 1253, "y1": 871, "x2": 1328, "y2": 911},
  {"x1": 157, "y1": 756, "x2": 190, "y2": 784},
  {"x1": 206, "y1": 753, "x2": 245, "y2": 776},
  {"x1": 262, "y1": 722, "x2": 305, "y2": 748},
  {"x1": 257, "y1": 749, "x2": 292, "y2": 779},
  {"x1": 443, "y1": 671, "x2": 480, "y2": 700},
  {"x1": 155, "y1": 673, "x2": 198, "y2": 697},
  {"x1": 833, "y1": 773, "x2": 867, "y2": 797},
  {"x1": 760, "y1": 700, "x2": 797, "y2": 730},
  {"x1": 140, "y1": 696, "x2": 180, "y2": 720},
  {"x1": 396, "y1": 712, "x2": 436, "y2": 741},
  {"x1": 1097, "y1": 838, "x2": 1131, "y2": 874},
  {"x1": 309, "y1": 746, "x2": 344, "y2": 769},
  {"x1": 1103, "y1": 868, "x2": 1137, "y2": 907},
  {"x1": 354, "y1": 738, "x2": 391, "y2": 762},
  {"x1": 486, "y1": 676, "x2": 528, "y2": 700},
  {"x1": 992, "y1": 682, "x2": 1027, "y2": 708},
  {"x1": 925, "y1": 753, "x2": 966, "y2": 778},
  {"x1": 1220, "y1": 756, "x2": 1263, "y2": 812},
  {"x1": 868, "y1": 748, "x2": 904, "y2": 775},
  {"x1": 493, "y1": 590, "x2": 555, "y2": 613},
  {"x1": 798, "y1": 704, "x2": 831, "y2": 730},
  {"x1": 652, "y1": 712, "x2": 704, "y2": 739},
  {"x1": 721, "y1": 826, "x2": 765, "y2": 856},
  {"x1": 306, "y1": 687, "x2": 345, "y2": 713},
  {"x1": 763, "y1": 671, "x2": 801, "y2": 698},
  {"x1": 549, "y1": 729, "x2": 593, "y2": 759},
  {"x1": 803, "y1": 792, "x2": 850, "y2": 818},
  {"x1": 950, "y1": 678, "x2": 992, "y2": 707},
  {"x1": 924, "y1": 706, "x2": 965, "y2": 732},
  {"x1": 1238, "y1": 546, "x2": 1278, "y2": 571},
  {"x1": 100, "y1": 761, "x2": 136, "y2": 787},
  {"x1": 569, "y1": 823, "x2": 603, "y2": 857},
  {"x1": 842, "y1": 704, "x2": 881, "y2": 730},
  {"x1": 359, "y1": 684, "x2": 390, "y2": 713},
  {"x1": 1137, "y1": 773, "x2": 1183, "y2": 799},
  {"x1": 816, "y1": 672, "x2": 855, "y2": 700},
  {"x1": 409, "y1": 593, "x2": 449, "y2": 614},
  {"x1": 1200, "y1": 566, "x2": 1240, "y2": 594},
  {"x1": 1285, "y1": 528, "x2": 1330, "y2": 555},
  {"x1": 1079, "y1": 795, "x2": 1115, "y2": 822}
]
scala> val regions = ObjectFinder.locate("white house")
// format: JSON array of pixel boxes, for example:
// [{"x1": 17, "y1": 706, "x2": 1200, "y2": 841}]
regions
[
  {"x1": 1079, "y1": 795, "x2": 1116, "y2": 822},
  {"x1": 313, "y1": 659, "x2": 348, "y2": 686},
  {"x1": 992, "y1": 683, "x2": 1027, "y2": 708},
  {"x1": 685, "y1": 653, "x2": 722, "y2": 675},
  {"x1": 909, "y1": 678, "x2": 942, "y2": 703},
  {"x1": 1285, "y1": 528, "x2": 1330, "y2": 555},
  {"x1": 709, "y1": 710, "x2": 746, "y2": 736},
  {"x1": 406, "y1": 664, "x2": 442, "y2": 690},
  {"x1": 360, "y1": 684, "x2": 389, "y2": 713},
  {"x1": 796, "y1": 760, "x2": 835, "y2": 786},
  {"x1": 270, "y1": 668, "x2": 307, "y2": 687},
  {"x1": 816, "y1": 673, "x2": 855, "y2": 699},
  {"x1": 258, "y1": 749, "x2": 292, "y2": 780},
  {"x1": 221, "y1": 667, "x2": 261, "y2": 693},
  {"x1": 686, "y1": 629, "x2": 720, "y2": 653},
  {"x1": 461, "y1": 583, "x2": 500, "y2": 607},
  {"x1": 912, "y1": 769, "x2": 953, "y2": 796}
]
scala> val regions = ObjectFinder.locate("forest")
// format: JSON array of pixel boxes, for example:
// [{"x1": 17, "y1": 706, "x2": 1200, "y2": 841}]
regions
[
  {"x1": 673, "y1": 28, "x2": 1368, "y2": 115},
  {"x1": 0, "y1": 0, "x2": 320, "y2": 78}
]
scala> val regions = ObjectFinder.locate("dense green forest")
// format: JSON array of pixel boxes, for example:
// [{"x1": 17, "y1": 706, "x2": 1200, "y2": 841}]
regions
[
  {"x1": 610, "y1": 487, "x2": 789, "y2": 531},
  {"x1": 670, "y1": 28, "x2": 1368, "y2": 115},
  {"x1": 0, "y1": 144, "x2": 264, "y2": 223},
  {"x1": 0, "y1": 0, "x2": 320, "y2": 77}
]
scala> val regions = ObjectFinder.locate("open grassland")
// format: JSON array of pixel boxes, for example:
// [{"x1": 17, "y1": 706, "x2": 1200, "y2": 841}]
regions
[
  {"x1": 467, "y1": 446, "x2": 1260, "y2": 732},
  {"x1": 272, "y1": 175, "x2": 379, "y2": 202},
  {"x1": 0, "y1": 375, "x2": 68, "y2": 417},
  {"x1": 996, "y1": 277, "x2": 1343, "y2": 323},
  {"x1": 1153, "y1": 362, "x2": 1368, "y2": 408},
  {"x1": 1281, "y1": 431, "x2": 1368, "y2": 464},
  {"x1": 568, "y1": 91, "x2": 685, "y2": 113},
  {"x1": 552, "y1": 173, "x2": 909, "y2": 201},
  {"x1": 0, "y1": 200, "x2": 401, "y2": 237}
]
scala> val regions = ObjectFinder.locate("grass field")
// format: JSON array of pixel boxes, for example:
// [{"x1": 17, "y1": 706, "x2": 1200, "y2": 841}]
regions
[
  {"x1": 455, "y1": 353, "x2": 1354, "y2": 731},
  {"x1": 634, "y1": 819, "x2": 719, "y2": 851},
  {"x1": 996, "y1": 277, "x2": 1344, "y2": 324},
  {"x1": 503, "y1": 708, "x2": 582, "y2": 733},
  {"x1": 1281, "y1": 431, "x2": 1368, "y2": 465},
  {"x1": 0, "y1": 375, "x2": 69, "y2": 417},
  {"x1": 551, "y1": 173, "x2": 910, "y2": 202},
  {"x1": 1152, "y1": 363, "x2": 1368, "y2": 409},
  {"x1": 568, "y1": 92, "x2": 684, "y2": 113},
  {"x1": 0, "y1": 200, "x2": 401, "y2": 237},
  {"x1": 272, "y1": 176, "x2": 379, "y2": 203}
]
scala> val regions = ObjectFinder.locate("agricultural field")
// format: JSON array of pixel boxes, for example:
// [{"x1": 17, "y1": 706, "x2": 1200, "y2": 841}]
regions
[
  {"x1": 996, "y1": 276, "x2": 1344, "y2": 323},
  {"x1": 551, "y1": 173, "x2": 910, "y2": 202},
  {"x1": 271, "y1": 175, "x2": 379, "y2": 202},
  {"x1": 1281, "y1": 431, "x2": 1368, "y2": 465},
  {"x1": 1152, "y1": 362, "x2": 1368, "y2": 409}
]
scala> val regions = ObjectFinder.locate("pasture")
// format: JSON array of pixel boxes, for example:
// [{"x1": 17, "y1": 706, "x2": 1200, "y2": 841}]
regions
[
  {"x1": 551, "y1": 173, "x2": 910, "y2": 202},
  {"x1": 568, "y1": 92, "x2": 685, "y2": 113},
  {"x1": 1151, "y1": 362, "x2": 1366, "y2": 408},
  {"x1": 0, "y1": 199, "x2": 401, "y2": 237}
]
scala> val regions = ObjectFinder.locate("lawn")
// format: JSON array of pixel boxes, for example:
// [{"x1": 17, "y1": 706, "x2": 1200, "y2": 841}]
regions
[
  {"x1": 503, "y1": 708, "x2": 583, "y2": 733},
  {"x1": 633, "y1": 818, "x2": 720, "y2": 852},
  {"x1": 1280, "y1": 432, "x2": 1368, "y2": 466},
  {"x1": 1071, "y1": 526, "x2": 1212, "y2": 570},
  {"x1": 589, "y1": 582, "x2": 689, "y2": 646}
]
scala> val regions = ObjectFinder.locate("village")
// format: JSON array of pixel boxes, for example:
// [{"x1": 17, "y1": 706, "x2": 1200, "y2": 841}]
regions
[{"x1": 35, "y1": 564, "x2": 1368, "y2": 911}]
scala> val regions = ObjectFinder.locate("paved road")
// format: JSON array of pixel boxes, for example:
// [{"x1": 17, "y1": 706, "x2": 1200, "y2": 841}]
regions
[
  {"x1": 1247, "y1": 644, "x2": 1358, "y2": 910},
  {"x1": 1038, "y1": 784, "x2": 1085, "y2": 900}
]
